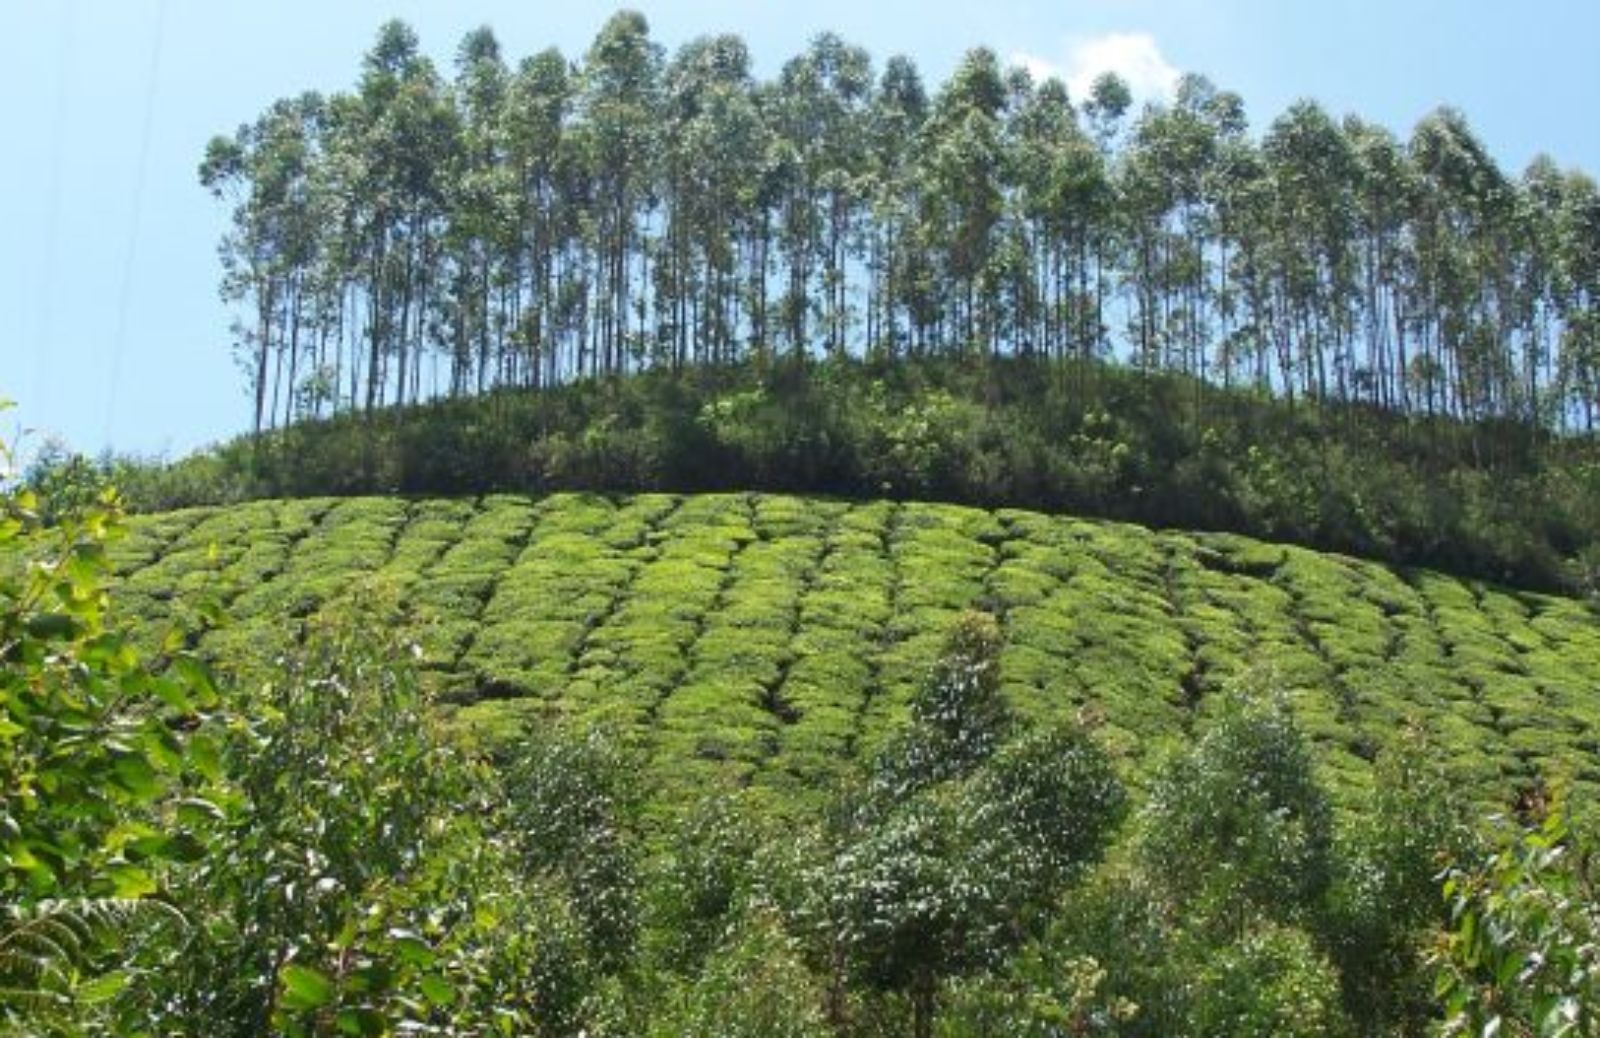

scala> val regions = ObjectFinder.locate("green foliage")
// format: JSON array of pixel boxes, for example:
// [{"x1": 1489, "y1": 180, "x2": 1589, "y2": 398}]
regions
[
  {"x1": 138, "y1": 592, "x2": 530, "y2": 1036},
  {"x1": 1, "y1": 425, "x2": 221, "y2": 1028},
  {"x1": 971, "y1": 725, "x2": 1127, "y2": 891},
  {"x1": 1328, "y1": 728, "x2": 1476, "y2": 1033},
  {"x1": 1140, "y1": 683, "x2": 1335, "y2": 931},
  {"x1": 825, "y1": 786, "x2": 1012, "y2": 994},
  {"x1": 1186, "y1": 924, "x2": 1352, "y2": 1038},
  {"x1": 21, "y1": 439, "x2": 113, "y2": 526},
  {"x1": 109, "y1": 357, "x2": 1600, "y2": 597},
  {"x1": 73, "y1": 488, "x2": 1600, "y2": 830},
  {"x1": 648, "y1": 912, "x2": 831, "y2": 1038},
  {"x1": 20, "y1": 392, "x2": 1574, "y2": 1031},
  {"x1": 645, "y1": 795, "x2": 764, "y2": 973},
  {"x1": 875, "y1": 610, "x2": 1011, "y2": 793},
  {"x1": 1434, "y1": 810, "x2": 1600, "y2": 1037},
  {"x1": 812, "y1": 613, "x2": 1125, "y2": 1037},
  {"x1": 936, "y1": 950, "x2": 1136, "y2": 1037},
  {"x1": 0, "y1": 897, "x2": 181, "y2": 1027},
  {"x1": 500, "y1": 724, "x2": 642, "y2": 974},
  {"x1": 1, "y1": 488, "x2": 219, "y2": 902},
  {"x1": 1035, "y1": 694, "x2": 1471, "y2": 1037},
  {"x1": 7, "y1": 456, "x2": 1593, "y2": 1030}
]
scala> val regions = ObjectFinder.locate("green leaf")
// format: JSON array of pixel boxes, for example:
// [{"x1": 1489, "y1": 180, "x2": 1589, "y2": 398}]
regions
[
  {"x1": 112, "y1": 753, "x2": 163, "y2": 801},
  {"x1": 25, "y1": 613, "x2": 79, "y2": 641},
  {"x1": 74, "y1": 969, "x2": 130, "y2": 1005},
  {"x1": 107, "y1": 863, "x2": 157, "y2": 898},
  {"x1": 175, "y1": 797, "x2": 226, "y2": 827},
  {"x1": 280, "y1": 963, "x2": 336, "y2": 1012},
  {"x1": 419, "y1": 973, "x2": 456, "y2": 1007},
  {"x1": 142, "y1": 727, "x2": 186, "y2": 773},
  {"x1": 170, "y1": 656, "x2": 220, "y2": 709},
  {"x1": 335, "y1": 1007, "x2": 386, "y2": 1036},
  {"x1": 189, "y1": 734, "x2": 223, "y2": 781},
  {"x1": 387, "y1": 929, "x2": 435, "y2": 968},
  {"x1": 149, "y1": 676, "x2": 195, "y2": 713}
]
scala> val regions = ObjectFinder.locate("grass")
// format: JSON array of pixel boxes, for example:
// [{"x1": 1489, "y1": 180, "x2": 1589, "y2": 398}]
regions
[{"x1": 95, "y1": 491, "x2": 1600, "y2": 819}]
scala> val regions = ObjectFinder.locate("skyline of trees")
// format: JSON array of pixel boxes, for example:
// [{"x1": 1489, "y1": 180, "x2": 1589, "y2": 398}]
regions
[{"x1": 201, "y1": 12, "x2": 1600, "y2": 437}]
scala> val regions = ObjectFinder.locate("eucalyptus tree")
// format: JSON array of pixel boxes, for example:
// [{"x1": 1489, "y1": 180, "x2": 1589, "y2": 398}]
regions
[
  {"x1": 864, "y1": 54, "x2": 930, "y2": 358},
  {"x1": 659, "y1": 34, "x2": 767, "y2": 368},
  {"x1": 576, "y1": 10, "x2": 664, "y2": 378},
  {"x1": 1184, "y1": 77, "x2": 1247, "y2": 394},
  {"x1": 1512, "y1": 156, "x2": 1568, "y2": 427},
  {"x1": 1119, "y1": 75, "x2": 1240, "y2": 381},
  {"x1": 1081, "y1": 72, "x2": 1132, "y2": 359},
  {"x1": 771, "y1": 33, "x2": 874, "y2": 356},
  {"x1": 1210, "y1": 135, "x2": 1272, "y2": 391},
  {"x1": 200, "y1": 92, "x2": 326, "y2": 438},
  {"x1": 327, "y1": 20, "x2": 460, "y2": 412},
  {"x1": 1116, "y1": 107, "x2": 1171, "y2": 372},
  {"x1": 819, "y1": 614, "x2": 1124, "y2": 1038},
  {"x1": 1047, "y1": 92, "x2": 1118, "y2": 377},
  {"x1": 196, "y1": 15, "x2": 1600, "y2": 445},
  {"x1": 1556, "y1": 170, "x2": 1600, "y2": 430},
  {"x1": 446, "y1": 26, "x2": 513, "y2": 395},
  {"x1": 918, "y1": 47, "x2": 1010, "y2": 352},
  {"x1": 1007, "y1": 74, "x2": 1076, "y2": 358},
  {"x1": 502, "y1": 47, "x2": 576, "y2": 388},
  {"x1": 1139, "y1": 688, "x2": 1333, "y2": 935},
  {"x1": 1261, "y1": 99, "x2": 1359, "y2": 404},
  {"x1": 1407, "y1": 108, "x2": 1516, "y2": 420},
  {"x1": 1344, "y1": 116, "x2": 1415, "y2": 409},
  {"x1": 694, "y1": 64, "x2": 771, "y2": 365}
]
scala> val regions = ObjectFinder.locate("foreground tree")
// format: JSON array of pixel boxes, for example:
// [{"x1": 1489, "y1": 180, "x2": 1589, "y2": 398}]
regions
[
  {"x1": 816, "y1": 613, "x2": 1125, "y2": 1038},
  {"x1": 1, "y1": 413, "x2": 220, "y2": 1029},
  {"x1": 139, "y1": 592, "x2": 534, "y2": 1036},
  {"x1": 1434, "y1": 809, "x2": 1600, "y2": 1038},
  {"x1": 1138, "y1": 686, "x2": 1334, "y2": 932}
]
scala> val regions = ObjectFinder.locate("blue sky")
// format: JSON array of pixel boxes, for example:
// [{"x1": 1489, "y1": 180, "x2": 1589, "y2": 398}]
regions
[{"x1": 4, "y1": 0, "x2": 1598, "y2": 462}]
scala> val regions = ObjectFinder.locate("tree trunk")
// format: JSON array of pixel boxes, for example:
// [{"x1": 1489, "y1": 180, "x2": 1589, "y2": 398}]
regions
[{"x1": 911, "y1": 969, "x2": 935, "y2": 1038}]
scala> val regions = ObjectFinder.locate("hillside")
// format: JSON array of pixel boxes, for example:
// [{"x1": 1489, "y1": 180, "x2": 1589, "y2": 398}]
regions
[
  {"x1": 101, "y1": 357, "x2": 1600, "y2": 597},
  {"x1": 17, "y1": 6, "x2": 1600, "y2": 1030},
  {"x1": 106, "y1": 491, "x2": 1600, "y2": 815}
]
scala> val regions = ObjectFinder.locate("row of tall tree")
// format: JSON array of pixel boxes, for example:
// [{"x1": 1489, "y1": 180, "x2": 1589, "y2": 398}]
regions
[{"x1": 201, "y1": 13, "x2": 1600, "y2": 436}]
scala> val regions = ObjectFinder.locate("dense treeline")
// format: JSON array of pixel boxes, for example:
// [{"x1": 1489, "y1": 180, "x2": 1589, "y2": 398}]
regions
[
  {"x1": 203, "y1": 13, "x2": 1600, "y2": 441},
  {"x1": 90, "y1": 357, "x2": 1600, "y2": 594}
]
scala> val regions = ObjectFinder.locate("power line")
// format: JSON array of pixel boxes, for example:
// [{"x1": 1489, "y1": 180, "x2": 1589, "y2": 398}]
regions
[{"x1": 102, "y1": 0, "x2": 168, "y2": 452}]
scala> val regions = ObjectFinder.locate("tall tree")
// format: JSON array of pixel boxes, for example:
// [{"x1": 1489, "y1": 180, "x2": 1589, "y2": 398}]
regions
[
  {"x1": 919, "y1": 48, "x2": 1009, "y2": 352},
  {"x1": 197, "y1": 16, "x2": 1600, "y2": 445},
  {"x1": 576, "y1": 10, "x2": 663, "y2": 377},
  {"x1": 200, "y1": 92, "x2": 325, "y2": 437}
]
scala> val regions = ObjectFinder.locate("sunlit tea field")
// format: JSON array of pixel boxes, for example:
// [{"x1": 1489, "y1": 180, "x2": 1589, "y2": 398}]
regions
[{"x1": 106, "y1": 493, "x2": 1600, "y2": 814}]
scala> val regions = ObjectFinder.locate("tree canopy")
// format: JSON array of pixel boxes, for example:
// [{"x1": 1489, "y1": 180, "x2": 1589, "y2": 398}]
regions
[{"x1": 202, "y1": 15, "x2": 1600, "y2": 438}]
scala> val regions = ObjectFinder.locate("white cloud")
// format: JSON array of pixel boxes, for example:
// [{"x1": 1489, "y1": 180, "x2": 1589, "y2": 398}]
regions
[{"x1": 1010, "y1": 32, "x2": 1181, "y2": 105}]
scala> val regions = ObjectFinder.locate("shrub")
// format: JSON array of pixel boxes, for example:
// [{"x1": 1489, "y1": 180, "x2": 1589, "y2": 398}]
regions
[
  {"x1": 1139, "y1": 683, "x2": 1334, "y2": 932},
  {"x1": 648, "y1": 912, "x2": 830, "y2": 1038},
  {"x1": 500, "y1": 725, "x2": 642, "y2": 974},
  {"x1": 1187, "y1": 924, "x2": 1351, "y2": 1038},
  {"x1": 1433, "y1": 809, "x2": 1600, "y2": 1037},
  {"x1": 141, "y1": 590, "x2": 518, "y2": 1036},
  {"x1": 1, "y1": 441, "x2": 220, "y2": 1029}
]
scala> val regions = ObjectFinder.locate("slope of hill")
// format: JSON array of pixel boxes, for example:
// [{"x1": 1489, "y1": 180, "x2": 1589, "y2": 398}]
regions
[
  {"x1": 97, "y1": 358, "x2": 1600, "y2": 597},
  {"x1": 106, "y1": 491, "x2": 1600, "y2": 815}
]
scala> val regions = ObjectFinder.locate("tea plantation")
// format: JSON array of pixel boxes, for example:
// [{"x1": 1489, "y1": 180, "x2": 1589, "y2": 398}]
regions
[{"x1": 101, "y1": 491, "x2": 1600, "y2": 817}]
